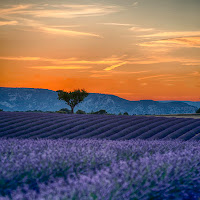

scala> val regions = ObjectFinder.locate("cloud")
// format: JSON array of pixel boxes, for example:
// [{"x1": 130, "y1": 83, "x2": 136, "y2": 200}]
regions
[
  {"x1": 141, "y1": 83, "x2": 148, "y2": 86},
  {"x1": 0, "y1": 4, "x2": 32, "y2": 15},
  {"x1": 32, "y1": 5, "x2": 120, "y2": 18},
  {"x1": 0, "y1": 56, "x2": 122, "y2": 65},
  {"x1": 0, "y1": 56, "x2": 41, "y2": 61},
  {"x1": 110, "y1": 70, "x2": 150, "y2": 74},
  {"x1": 0, "y1": 4, "x2": 120, "y2": 19},
  {"x1": 98, "y1": 23, "x2": 133, "y2": 27},
  {"x1": 158, "y1": 37, "x2": 200, "y2": 48},
  {"x1": 90, "y1": 74, "x2": 111, "y2": 78},
  {"x1": 40, "y1": 27, "x2": 102, "y2": 38},
  {"x1": 13, "y1": 18, "x2": 102, "y2": 38},
  {"x1": 1, "y1": 55, "x2": 200, "y2": 67},
  {"x1": 29, "y1": 66, "x2": 92, "y2": 70},
  {"x1": 0, "y1": 20, "x2": 18, "y2": 26},
  {"x1": 183, "y1": 63, "x2": 200, "y2": 66},
  {"x1": 137, "y1": 74, "x2": 172, "y2": 80},
  {"x1": 104, "y1": 62, "x2": 127, "y2": 71},
  {"x1": 90, "y1": 70, "x2": 150, "y2": 77},
  {"x1": 129, "y1": 56, "x2": 200, "y2": 66},
  {"x1": 130, "y1": 27, "x2": 154, "y2": 32},
  {"x1": 128, "y1": 60, "x2": 163, "y2": 65},
  {"x1": 190, "y1": 71, "x2": 200, "y2": 77},
  {"x1": 139, "y1": 37, "x2": 200, "y2": 48},
  {"x1": 140, "y1": 31, "x2": 200, "y2": 38},
  {"x1": 0, "y1": 4, "x2": 120, "y2": 37},
  {"x1": 1, "y1": 55, "x2": 199, "y2": 67},
  {"x1": 132, "y1": 2, "x2": 139, "y2": 6}
]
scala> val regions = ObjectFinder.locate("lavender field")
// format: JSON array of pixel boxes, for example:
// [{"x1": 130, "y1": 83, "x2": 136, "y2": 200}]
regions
[
  {"x1": 0, "y1": 112, "x2": 200, "y2": 199},
  {"x1": 0, "y1": 139, "x2": 199, "y2": 200},
  {"x1": 0, "y1": 112, "x2": 200, "y2": 140}
]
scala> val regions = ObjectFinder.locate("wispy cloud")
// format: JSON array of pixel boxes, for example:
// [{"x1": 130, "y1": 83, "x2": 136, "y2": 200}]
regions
[
  {"x1": 99, "y1": 23, "x2": 133, "y2": 27},
  {"x1": 91, "y1": 70, "x2": 150, "y2": 75},
  {"x1": 0, "y1": 4, "x2": 120, "y2": 37},
  {"x1": 137, "y1": 74, "x2": 172, "y2": 80},
  {"x1": 0, "y1": 4, "x2": 120, "y2": 19},
  {"x1": 132, "y1": 2, "x2": 139, "y2": 7},
  {"x1": 0, "y1": 56, "x2": 41, "y2": 61},
  {"x1": 0, "y1": 20, "x2": 18, "y2": 26},
  {"x1": 0, "y1": 17, "x2": 102, "y2": 38},
  {"x1": 140, "y1": 31, "x2": 200, "y2": 38},
  {"x1": 29, "y1": 5, "x2": 120, "y2": 18},
  {"x1": 0, "y1": 4, "x2": 32, "y2": 15},
  {"x1": 90, "y1": 74, "x2": 111, "y2": 78},
  {"x1": 21, "y1": 19, "x2": 102, "y2": 38},
  {"x1": 139, "y1": 37, "x2": 200, "y2": 48},
  {"x1": 40, "y1": 27, "x2": 102, "y2": 38},
  {"x1": 128, "y1": 55, "x2": 200, "y2": 66},
  {"x1": 104, "y1": 62, "x2": 127, "y2": 71},
  {"x1": 130, "y1": 27, "x2": 154, "y2": 32},
  {"x1": 29, "y1": 66, "x2": 92, "y2": 70},
  {"x1": 183, "y1": 63, "x2": 200, "y2": 66},
  {"x1": 111, "y1": 70, "x2": 150, "y2": 74},
  {"x1": 1, "y1": 55, "x2": 199, "y2": 67},
  {"x1": 0, "y1": 56, "x2": 122, "y2": 65},
  {"x1": 190, "y1": 71, "x2": 200, "y2": 77}
]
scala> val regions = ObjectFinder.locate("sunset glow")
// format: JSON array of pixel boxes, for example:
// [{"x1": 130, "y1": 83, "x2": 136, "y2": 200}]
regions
[{"x1": 0, "y1": 0, "x2": 199, "y2": 101}]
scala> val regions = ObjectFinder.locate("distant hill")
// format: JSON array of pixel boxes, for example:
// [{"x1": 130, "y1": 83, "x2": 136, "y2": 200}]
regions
[
  {"x1": 159, "y1": 101, "x2": 200, "y2": 109},
  {"x1": 0, "y1": 87, "x2": 198, "y2": 115}
]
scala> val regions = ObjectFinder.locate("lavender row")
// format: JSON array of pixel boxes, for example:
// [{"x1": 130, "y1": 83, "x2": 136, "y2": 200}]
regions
[{"x1": 0, "y1": 112, "x2": 200, "y2": 141}]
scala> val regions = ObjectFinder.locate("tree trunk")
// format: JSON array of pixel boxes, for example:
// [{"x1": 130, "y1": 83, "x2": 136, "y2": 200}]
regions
[{"x1": 71, "y1": 107, "x2": 74, "y2": 114}]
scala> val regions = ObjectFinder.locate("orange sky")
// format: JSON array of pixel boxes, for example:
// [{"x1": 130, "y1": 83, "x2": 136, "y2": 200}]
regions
[{"x1": 0, "y1": 0, "x2": 200, "y2": 101}]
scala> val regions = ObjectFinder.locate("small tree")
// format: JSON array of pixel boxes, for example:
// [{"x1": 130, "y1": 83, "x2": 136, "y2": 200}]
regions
[
  {"x1": 196, "y1": 108, "x2": 200, "y2": 114},
  {"x1": 123, "y1": 112, "x2": 129, "y2": 115},
  {"x1": 59, "y1": 108, "x2": 71, "y2": 114},
  {"x1": 76, "y1": 110, "x2": 86, "y2": 114},
  {"x1": 93, "y1": 110, "x2": 107, "y2": 115},
  {"x1": 57, "y1": 89, "x2": 88, "y2": 114}
]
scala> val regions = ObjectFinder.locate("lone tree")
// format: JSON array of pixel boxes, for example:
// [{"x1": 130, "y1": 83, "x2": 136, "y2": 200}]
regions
[
  {"x1": 57, "y1": 89, "x2": 88, "y2": 114},
  {"x1": 123, "y1": 112, "x2": 129, "y2": 115}
]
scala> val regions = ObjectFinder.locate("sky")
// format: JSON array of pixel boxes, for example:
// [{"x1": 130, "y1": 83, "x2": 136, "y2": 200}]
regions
[{"x1": 0, "y1": 0, "x2": 200, "y2": 101}]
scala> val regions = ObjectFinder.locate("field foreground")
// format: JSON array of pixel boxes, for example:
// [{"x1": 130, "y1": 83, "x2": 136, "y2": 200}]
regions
[
  {"x1": 0, "y1": 112, "x2": 200, "y2": 140},
  {"x1": 0, "y1": 139, "x2": 199, "y2": 200}
]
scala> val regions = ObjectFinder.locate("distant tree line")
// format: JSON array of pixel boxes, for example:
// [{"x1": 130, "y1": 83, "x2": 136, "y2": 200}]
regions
[{"x1": 55, "y1": 108, "x2": 129, "y2": 115}]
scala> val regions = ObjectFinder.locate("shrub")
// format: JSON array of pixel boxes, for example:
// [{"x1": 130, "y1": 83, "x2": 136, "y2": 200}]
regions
[
  {"x1": 76, "y1": 110, "x2": 86, "y2": 114},
  {"x1": 58, "y1": 108, "x2": 71, "y2": 114},
  {"x1": 56, "y1": 111, "x2": 68, "y2": 114},
  {"x1": 92, "y1": 110, "x2": 107, "y2": 115},
  {"x1": 123, "y1": 112, "x2": 129, "y2": 115},
  {"x1": 196, "y1": 108, "x2": 200, "y2": 114},
  {"x1": 0, "y1": 109, "x2": 3, "y2": 112},
  {"x1": 33, "y1": 110, "x2": 43, "y2": 112}
]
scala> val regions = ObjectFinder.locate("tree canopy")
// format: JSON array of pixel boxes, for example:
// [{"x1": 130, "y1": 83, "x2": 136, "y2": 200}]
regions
[{"x1": 57, "y1": 89, "x2": 88, "y2": 114}]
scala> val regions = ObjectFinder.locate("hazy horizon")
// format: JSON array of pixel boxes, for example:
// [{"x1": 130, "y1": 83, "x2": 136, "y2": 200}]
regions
[{"x1": 0, "y1": 0, "x2": 200, "y2": 101}]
